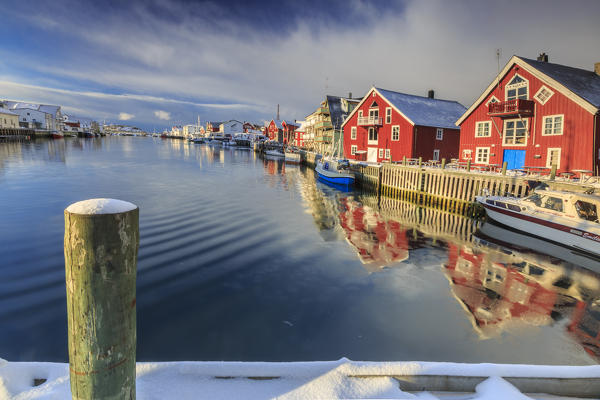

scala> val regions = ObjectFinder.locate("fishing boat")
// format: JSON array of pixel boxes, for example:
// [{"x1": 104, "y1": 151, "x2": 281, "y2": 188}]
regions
[
  {"x1": 284, "y1": 149, "x2": 301, "y2": 164},
  {"x1": 315, "y1": 158, "x2": 355, "y2": 186},
  {"x1": 475, "y1": 189, "x2": 600, "y2": 258},
  {"x1": 264, "y1": 149, "x2": 284, "y2": 158},
  {"x1": 51, "y1": 131, "x2": 64, "y2": 139}
]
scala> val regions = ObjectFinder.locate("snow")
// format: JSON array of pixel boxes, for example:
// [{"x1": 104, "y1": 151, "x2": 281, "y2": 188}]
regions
[
  {"x1": 1, "y1": 358, "x2": 598, "y2": 399},
  {"x1": 65, "y1": 198, "x2": 137, "y2": 215}
]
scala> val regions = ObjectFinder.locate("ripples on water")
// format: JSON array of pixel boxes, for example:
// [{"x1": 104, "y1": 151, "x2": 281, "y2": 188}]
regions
[{"x1": 0, "y1": 137, "x2": 599, "y2": 364}]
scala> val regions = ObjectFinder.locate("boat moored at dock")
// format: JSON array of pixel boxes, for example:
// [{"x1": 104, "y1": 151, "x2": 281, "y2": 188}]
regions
[
  {"x1": 476, "y1": 189, "x2": 600, "y2": 258},
  {"x1": 315, "y1": 158, "x2": 355, "y2": 186}
]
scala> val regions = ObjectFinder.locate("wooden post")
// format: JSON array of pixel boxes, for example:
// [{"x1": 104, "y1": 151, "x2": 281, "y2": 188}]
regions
[
  {"x1": 550, "y1": 164, "x2": 557, "y2": 181},
  {"x1": 64, "y1": 199, "x2": 139, "y2": 400},
  {"x1": 501, "y1": 162, "x2": 508, "y2": 176},
  {"x1": 418, "y1": 157, "x2": 422, "y2": 168},
  {"x1": 441, "y1": 158, "x2": 446, "y2": 169},
  {"x1": 402, "y1": 156, "x2": 406, "y2": 166},
  {"x1": 467, "y1": 160, "x2": 471, "y2": 172}
]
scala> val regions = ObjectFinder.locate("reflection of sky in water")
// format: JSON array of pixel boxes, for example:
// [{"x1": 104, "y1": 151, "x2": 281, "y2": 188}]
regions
[{"x1": 0, "y1": 137, "x2": 598, "y2": 365}]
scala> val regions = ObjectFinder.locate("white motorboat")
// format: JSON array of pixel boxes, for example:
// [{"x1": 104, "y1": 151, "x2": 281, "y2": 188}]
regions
[
  {"x1": 264, "y1": 149, "x2": 284, "y2": 158},
  {"x1": 476, "y1": 189, "x2": 600, "y2": 258},
  {"x1": 284, "y1": 151, "x2": 301, "y2": 164}
]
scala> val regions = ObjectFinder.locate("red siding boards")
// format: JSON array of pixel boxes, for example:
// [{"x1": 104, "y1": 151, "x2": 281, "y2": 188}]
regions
[
  {"x1": 458, "y1": 57, "x2": 600, "y2": 173},
  {"x1": 342, "y1": 88, "x2": 461, "y2": 163}
]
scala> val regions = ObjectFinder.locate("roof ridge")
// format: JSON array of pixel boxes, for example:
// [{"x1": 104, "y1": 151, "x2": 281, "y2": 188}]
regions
[{"x1": 375, "y1": 87, "x2": 463, "y2": 105}]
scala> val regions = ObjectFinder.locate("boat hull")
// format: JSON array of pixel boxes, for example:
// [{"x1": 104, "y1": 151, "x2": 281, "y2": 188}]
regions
[
  {"x1": 478, "y1": 198, "x2": 600, "y2": 257},
  {"x1": 264, "y1": 150, "x2": 284, "y2": 158},
  {"x1": 315, "y1": 162, "x2": 354, "y2": 186}
]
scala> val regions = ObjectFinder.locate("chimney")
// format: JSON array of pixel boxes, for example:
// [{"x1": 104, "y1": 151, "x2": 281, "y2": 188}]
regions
[
  {"x1": 348, "y1": 92, "x2": 352, "y2": 99},
  {"x1": 276, "y1": 104, "x2": 280, "y2": 120},
  {"x1": 595, "y1": 62, "x2": 600, "y2": 76},
  {"x1": 427, "y1": 90, "x2": 434, "y2": 99},
  {"x1": 537, "y1": 52, "x2": 548, "y2": 62}
]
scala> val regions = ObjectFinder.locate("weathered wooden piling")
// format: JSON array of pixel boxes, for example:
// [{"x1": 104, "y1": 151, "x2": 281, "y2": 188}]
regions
[{"x1": 64, "y1": 198, "x2": 139, "y2": 400}]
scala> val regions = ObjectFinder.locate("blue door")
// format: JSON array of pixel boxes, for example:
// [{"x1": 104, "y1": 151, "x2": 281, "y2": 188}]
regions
[{"x1": 503, "y1": 149, "x2": 526, "y2": 170}]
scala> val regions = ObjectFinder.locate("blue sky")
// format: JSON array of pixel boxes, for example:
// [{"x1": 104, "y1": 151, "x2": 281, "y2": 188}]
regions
[{"x1": 1, "y1": 0, "x2": 599, "y2": 131}]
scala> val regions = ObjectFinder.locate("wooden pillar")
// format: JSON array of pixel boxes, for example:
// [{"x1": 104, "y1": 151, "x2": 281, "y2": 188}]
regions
[
  {"x1": 64, "y1": 199, "x2": 139, "y2": 400},
  {"x1": 441, "y1": 158, "x2": 446, "y2": 169},
  {"x1": 501, "y1": 162, "x2": 508, "y2": 176},
  {"x1": 467, "y1": 160, "x2": 471, "y2": 172},
  {"x1": 550, "y1": 164, "x2": 557, "y2": 180},
  {"x1": 418, "y1": 157, "x2": 422, "y2": 168},
  {"x1": 402, "y1": 156, "x2": 406, "y2": 166}
]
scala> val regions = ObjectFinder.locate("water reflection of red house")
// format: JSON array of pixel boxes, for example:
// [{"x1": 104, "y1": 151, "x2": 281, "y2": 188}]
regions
[
  {"x1": 338, "y1": 198, "x2": 408, "y2": 272},
  {"x1": 445, "y1": 243, "x2": 556, "y2": 337},
  {"x1": 568, "y1": 300, "x2": 600, "y2": 360}
]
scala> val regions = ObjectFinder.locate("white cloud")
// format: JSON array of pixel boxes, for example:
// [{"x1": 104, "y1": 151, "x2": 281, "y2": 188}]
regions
[
  {"x1": 119, "y1": 112, "x2": 135, "y2": 121},
  {"x1": 154, "y1": 110, "x2": 171, "y2": 120}
]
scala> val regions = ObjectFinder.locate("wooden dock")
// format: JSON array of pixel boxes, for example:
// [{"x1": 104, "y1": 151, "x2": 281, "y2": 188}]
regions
[{"x1": 0, "y1": 128, "x2": 36, "y2": 142}]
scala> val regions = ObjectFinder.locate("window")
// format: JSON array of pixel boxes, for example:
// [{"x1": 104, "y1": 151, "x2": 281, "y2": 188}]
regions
[
  {"x1": 351, "y1": 145, "x2": 357, "y2": 155},
  {"x1": 368, "y1": 108, "x2": 379, "y2": 123},
  {"x1": 486, "y1": 96, "x2": 499, "y2": 106},
  {"x1": 378, "y1": 148, "x2": 384, "y2": 158},
  {"x1": 368, "y1": 127, "x2": 378, "y2": 144},
  {"x1": 391, "y1": 125, "x2": 399, "y2": 141},
  {"x1": 475, "y1": 121, "x2": 491, "y2": 137},
  {"x1": 575, "y1": 201, "x2": 598, "y2": 222},
  {"x1": 351, "y1": 126, "x2": 357, "y2": 140},
  {"x1": 542, "y1": 115, "x2": 563, "y2": 136},
  {"x1": 385, "y1": 107, "x2": 392, "y2": 124},
  {"x1": 476, "y1": 147, "x2": 490, "y2": 164},
  {"x1": 503, "y1": 119, "x2": 527, "y2": 146},
  {"x1": 358, "y1": 110, "x2": 363, "y2": 119},
  {"x1": 546, "y1": 148, "x2": 561, "y2": 169},
  {"x1": 462, "y1": 149, "x2": 472, "y2": 160},
  {"x1": 433, "y1": 149, "x2": 440, "y2": 161},
  {"x1": 542, "y1": 196, "x2": 563, "y2": 212},
  {"x1": 385, "y1": 149, "x2": 390, "y2": 159},
  {"x1": 534, "y1": 86, "x2": 554, "y2": 105},
  {"x1": 436, "y1": 128, "x2": 443, "y2": 140},
  {"x1": 505, "y1": 74, "x2": 528, "y2": 101}
]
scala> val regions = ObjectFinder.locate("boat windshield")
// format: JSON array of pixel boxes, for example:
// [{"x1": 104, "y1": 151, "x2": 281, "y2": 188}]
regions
[
  {"x1": 523, "y1": 193, "x2": 542, "y2": 206},
  {"x1": 575, "y1": 200, "x2": 599, "y2": 222},
  {"x1": 541, "y1": 196, "x2": 564, "y2": 212}
]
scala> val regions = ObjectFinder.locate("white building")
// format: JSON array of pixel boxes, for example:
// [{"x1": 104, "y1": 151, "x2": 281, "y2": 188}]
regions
[
  {"x1": 0, "y1": 108, "x2": 19, "y2": 129},
  {"x1": 1, "y1": 101, "x2": 63, "y2": 132}
]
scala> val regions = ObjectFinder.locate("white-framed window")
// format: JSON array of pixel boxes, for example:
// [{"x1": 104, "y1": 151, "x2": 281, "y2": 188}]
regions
[
  {"x1": 436, "y1": 128, "x2": 443, "y2": 140},
  {"x1": 475, "y1": 121, "x2": 491, "y2": 137},
  {"x1": 503, "y1": 119, "x2": 528, "y2": 146},
  {"x1": 378, "y1": 148, "x2": 384, "y2": 158},
  {"x1": 462, "y1": 149, "x2": 472, "y2": 160},
  {"x1": 385, "y1": 107, "x2": 392, "y2": 124},
  {"x1": 358, "y1": 110, "x2": 363, "y2": 119},
  {"x1": 351, "y1": 126, "x2": 357, "y2": 140},
  {"x1": 534, "y1": 86, "x2": 554, "y2": 105},
  {"x1": 391, "y1": 125, "x2": 399, "y2": 141},
  {"x1": 351, "y1": 145, "x2": 357, "y2": 155},
  {"x1": 486, "y1": 96, "x2": 499, "y2": 106},
  {"x1": 505, "y1": 74, "x2": 529, "y2": 101},
  {"x1": 546, "y1": 148, "x2": 561, "y2": 169},
  {"x1": 368, "y1": 127, "x2": 378, "y2": 144},
  {"x1": 433, "y1": 149, "x2": 440, "y2": 161},
  {"x1": 542, "y1": 115, "x2": 564, "y2": 136},
  {"x1": 476, "y1": 147, "x2": 490, "y2": 164},
  {"x1": 385, "y1": 149, "x2": 390, "y2": 159}
]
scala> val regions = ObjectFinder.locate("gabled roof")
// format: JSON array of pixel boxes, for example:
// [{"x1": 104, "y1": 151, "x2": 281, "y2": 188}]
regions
[
  {"x1": 269, "y1": 119, "x2": 283, "y2": 129},
  {"x1": 0, "y1": 108, "x2": 18, "y2": 116},
  {"x1": 282, "y1": 119, "x2": 297, "y2": 127},
  {"x1": 456, "y1": 55, "x2": 600, "y2": 125},
  {"x1": 342, "y1": 87, "x2": 466, "y2": 130}
]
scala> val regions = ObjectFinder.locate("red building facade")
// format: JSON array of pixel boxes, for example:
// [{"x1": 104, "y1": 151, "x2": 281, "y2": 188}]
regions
[
  {"x1": 265, "y1": 119, "x2": 283, "y2": 142},
  {"x1": 342, "y1": 87, "x2": 466, "y2": 163},
  {"x1": 457, "y1": 55, "x2": 600, "y2": 173}
]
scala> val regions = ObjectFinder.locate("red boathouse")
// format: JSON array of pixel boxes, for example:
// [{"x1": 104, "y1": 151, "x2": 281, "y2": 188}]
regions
[
  {"x1": 342, "y1": 87, "x2": 466, "y2": 163},
  {"x1": 456, "y1": 54, "x2": 600, "y2": 174}
]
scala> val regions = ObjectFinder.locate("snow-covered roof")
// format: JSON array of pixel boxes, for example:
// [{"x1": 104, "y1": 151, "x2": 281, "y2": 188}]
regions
[
  {"x1": 326, "y1": 95, "x2": 360, "y2": 129},
  {"x1": 38, "y1": 105, "x2": 60, "y2": 116},
  {"x1": 0, "y1": 108, "x2": 18, "y2": 116},
  {"x1": 375, "y1": 88, "x2": 466, "y2": 130}
]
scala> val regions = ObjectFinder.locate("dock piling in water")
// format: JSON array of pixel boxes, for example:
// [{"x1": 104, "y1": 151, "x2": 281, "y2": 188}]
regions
[{"x1": 64, "y1": 198, "x2": 139, "y2": 400}]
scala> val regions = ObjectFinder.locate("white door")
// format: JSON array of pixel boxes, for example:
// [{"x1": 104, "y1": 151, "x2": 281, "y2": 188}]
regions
[{"x1": 367, "y1": 147, "x2": 378, "y2": 163}]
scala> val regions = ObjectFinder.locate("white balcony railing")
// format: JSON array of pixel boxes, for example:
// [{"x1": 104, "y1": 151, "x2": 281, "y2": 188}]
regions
[{"x1": 357, "y1": 117, "x2": 383, "y2": 126}]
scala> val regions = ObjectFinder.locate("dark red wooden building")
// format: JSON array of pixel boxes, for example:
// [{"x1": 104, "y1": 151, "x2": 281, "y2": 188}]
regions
[
  {"x1": 342, "y1": 87, "x2": 466, "y2": 163},
  {"x1": 265, "y1": 119, "x2": 283, "y2": 142},
  {"x1": 456, "y1": 55, "x2": 600, "y2": 173}
]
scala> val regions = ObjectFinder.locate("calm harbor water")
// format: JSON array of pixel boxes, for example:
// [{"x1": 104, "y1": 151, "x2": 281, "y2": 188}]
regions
[{"x1": 1, "y1": 136, "x2": 599, "y2": 365}]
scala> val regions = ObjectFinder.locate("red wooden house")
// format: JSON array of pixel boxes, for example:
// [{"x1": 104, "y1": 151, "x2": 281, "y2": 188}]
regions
[
  {"x1": 281, "y1": 120, "x2": 297, "y2": 144},
  {"x1": 342, "y1": 87, "x2": 466, "y2": 163},
  {"x1": 456, "y1": 55, "x2": 600, "y2": 173},
  {"x1": 265, "y1": 119, "x2": 283, "y2": 142}
]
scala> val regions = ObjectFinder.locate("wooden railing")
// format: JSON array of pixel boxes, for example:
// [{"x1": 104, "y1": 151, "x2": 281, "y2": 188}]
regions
[
  {"x1": 488, "y1": 99, "x2": 534, "y2": 117},
  {"x1": 357, "y1": 117, "x2": 383, "y2": 126}
]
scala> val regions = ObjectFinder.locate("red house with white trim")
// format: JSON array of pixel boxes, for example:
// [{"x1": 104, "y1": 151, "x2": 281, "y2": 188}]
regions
[
  {"x1": 265, "y1": 119, "x2": 283, "y2": 142},
  {"x1": 342, "y1": 87, "x2": 466, "y2": 163},
  {"x1": 456, "y1": 55, "x2": 600, "y2": 174},
  {"x1": 281, "y1": 120, "x2": 297, "y2": 144}
]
